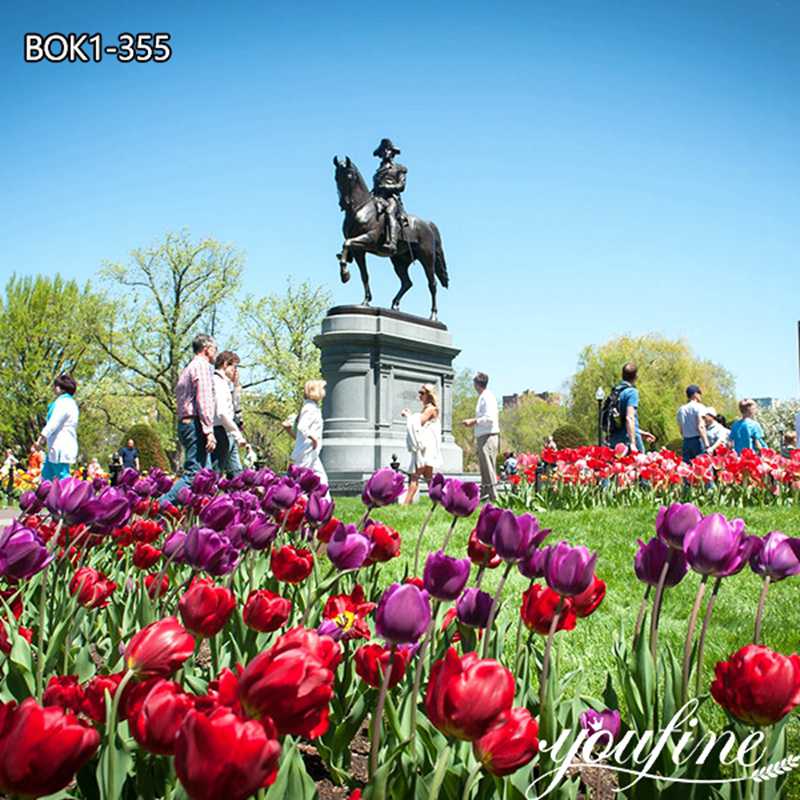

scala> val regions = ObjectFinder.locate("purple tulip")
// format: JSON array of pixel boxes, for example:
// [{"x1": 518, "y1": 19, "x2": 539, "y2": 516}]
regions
[
  {"x1": 152, "y1": 473, "x2": 174, "y2": 496},
  {"x1": 91, "y1": 487, "x2": 132, "y2": 535},
  {"x1": 265, "y1": 478, "x2": 300, "y2": 514},
  {"x1": 91, "y1": 477, "x2": 109, "y2": 492},
  {"x1": 656, "y1": 502, "x2": 702, "y2": 549},
  {"x1": 375, "y1": 582, "x2": 431, "y2": 644},
  {"x1": 132, "y1": 478, "x2": 157, "y2": 498},
  {"x1": 428, "y1": 473, "x2": 446, "y2": 505},
  {"x1": 423, "y1": 550, "x2": 471, "y2": 600},
  {"x1": 287, "y1": 465, "x2": 322, "y2": 495},
  {"x1": 176, "y1": 487, "x2": 194, "y2": 506},
  {"x1": 191, "y1": 468, "x2": 218, "y2": 496},
  {"x1": 544, "y1": 541, "x2": 598, "y2": 597},
  {"x1": 306, "y1": 492, "x2": 334, "y2": 527},
  {"x1": 35, "y1": 481, "x2": 52, "y2": 501},
  {"x1": 45, "y1": 477, "x2": 96, "y2": 525},
  {"x1": 456, "y1": 588, "x2": 494, "y2": 628},
  {"x1": 163, "y1": 530, "x2": 187, "y2": 562},
  {"x1": 579, "y1": 709, "x2": 621, "y2": 742},
  {"x1": 750, "y1": 531, "x2": 800, "y2": 581},
  {"x1": 317, "y1": 619, "x2": 346, "y2": 641},
  {"x1": 362, "y1": 468, "x2": 404, "y2": 508},
  {"x1": 199, "y1": 495, "x2": 239, "y2": 532},
  {"x1": 243, "y1": 515, "x2": 279, "y2": 551},
  {"x1": 222, "y1": 522, "x2": 247, "y2": 549},
  {"x1": 441, "y1": 480, "x2": 481, "y2": 518},
  {"x1": 683, "y1": 513, "x2": 760, "y2": 578},
  {"x1": 327, "y1": 523, "x2": 370, "y2": 571},
  {"x1": 0, "y1": 520, "x2": 53, "y2": 579},
  {"x1": 518, "y1": 543, "x2": 552, "y2": 579},
  {"x1": 18, "y1": 491, "x2": 42, "y2": 515},
  {"x1": 634, "y1": 537, "x2": 688, "y2": 587},
  {"x1": 475, "y1": 503, "x2": 502, "y2": 545},
  {"x1": 493, "y1": 511, "x2": 545, "y2": 562},
  {"x1": 240, "y1": 469, "x2": 257, "y2": 486},
  {"x1": 184, "y1": 526, "x2": 238, "y2": 576},
  {"x1": 117, "y1": 468, "x2": 139, "y2": 488}
]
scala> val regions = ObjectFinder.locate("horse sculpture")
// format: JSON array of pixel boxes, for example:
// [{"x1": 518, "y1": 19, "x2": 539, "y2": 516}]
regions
[{"x1": 334, "y1": 156, "x2": 449, "y2": 320}]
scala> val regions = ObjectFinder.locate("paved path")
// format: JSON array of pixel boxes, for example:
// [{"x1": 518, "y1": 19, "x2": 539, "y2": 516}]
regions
[{"x1": 0, "y1": 507, "x2": 17, "y2": 527}]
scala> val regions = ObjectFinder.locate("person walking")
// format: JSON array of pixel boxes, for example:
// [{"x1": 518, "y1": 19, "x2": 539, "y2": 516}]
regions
[
  {"x1": 283, "y1": 380, "x2": 328, "y2": 486},
  {"x1": 729, "y1": 399, "x2": 767, "y2": 454},
  {"x1": 401, "y1": 383, "x2": 443, "y2": 504},
  {"x1": 226, "y1": 360, "x2": 247, "y2": 475},
  {"x1": 36, "y1": 373, "x2": 80, "y2": 481},
  {"x1": 211, "y1": 351, "x2": 247, "y2": 475},
  {"x1": 119, "y1": 438, "x2": 140, "y2": 472},
  {"x1": 676, "y1": 384, "x2": 710, "y2": 463},
  {"x1": 463, "y1": 371, "x2": 500, "y2": 501},
  {"x1": 608, "y1": 363, "x2": 655, "y2": 454},
  {"x1": 160, "y1": 334, "x2": 217, "y2": 506}
]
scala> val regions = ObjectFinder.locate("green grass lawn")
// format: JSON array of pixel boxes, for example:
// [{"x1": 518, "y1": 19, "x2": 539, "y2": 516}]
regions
[{"x1": 336, "y1": 497, "x2": 798, "y2": 686}]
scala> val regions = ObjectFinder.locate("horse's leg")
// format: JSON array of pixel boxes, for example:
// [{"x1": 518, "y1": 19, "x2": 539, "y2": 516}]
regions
[
  {"x1": 354, "y1": 250, "x2": 372, "y2": 306},
  {"x1": 421, "y1": 234, "x2": 438, "y2": 320},
  {"x1": 391, "y1": 253, "x2": 413, "y2": 311},
  {"x1": 338, "y1": 244, "x2": 350, "y2": 283}
]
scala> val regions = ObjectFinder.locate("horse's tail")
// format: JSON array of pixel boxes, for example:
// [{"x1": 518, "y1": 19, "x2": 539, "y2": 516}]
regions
[{"x1": 431, "y1": 223, "x2": 449, "y2": 288}]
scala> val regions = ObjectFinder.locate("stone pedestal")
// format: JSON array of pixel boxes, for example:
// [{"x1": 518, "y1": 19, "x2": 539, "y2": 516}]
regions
[{"x1": 315, "y1": 306, "x2": 464, "y2": 492}]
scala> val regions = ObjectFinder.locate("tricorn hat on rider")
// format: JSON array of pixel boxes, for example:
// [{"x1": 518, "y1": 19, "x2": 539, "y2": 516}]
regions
[{"x1": 373, "y1": 138, "x2": 401, "y2": 158}]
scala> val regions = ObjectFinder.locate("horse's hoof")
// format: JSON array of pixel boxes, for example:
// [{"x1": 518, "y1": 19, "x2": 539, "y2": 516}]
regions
[
  {"x1": 391, "y1": 303, "x2": 400, "y2": 311},
  {"x1": 430, "y1": 312, "x2": 438, "y2": 321},
  {"x1": 339, "y1": 266, "x2": 350, "y2": 284}
]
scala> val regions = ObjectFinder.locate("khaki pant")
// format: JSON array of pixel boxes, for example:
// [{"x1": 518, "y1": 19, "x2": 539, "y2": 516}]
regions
[{"x1": 477, "y1": 433, "x2": 499, "y2": 501}]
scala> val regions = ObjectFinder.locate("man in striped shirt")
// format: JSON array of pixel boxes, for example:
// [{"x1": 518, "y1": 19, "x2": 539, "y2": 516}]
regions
[{"x1": 161, "y1": 333, "x2": 218, "y2": 506}]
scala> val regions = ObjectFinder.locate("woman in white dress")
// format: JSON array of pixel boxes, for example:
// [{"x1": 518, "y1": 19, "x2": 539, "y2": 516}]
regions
[
  {"x1": 36, "y1": 373, "x2": 80, "y2": 481},
  {"x1": 283, "y1": 379, "x2": 328, "y2": 486},
  {"x1": 400, "y1": 383, "x2": 442, "y2": 505}
]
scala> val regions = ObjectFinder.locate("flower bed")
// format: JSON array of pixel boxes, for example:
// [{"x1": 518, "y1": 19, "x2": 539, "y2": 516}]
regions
[
  {"x1": 502, "y1": 446, "x2": 800, "y2": 510},
  {"x1": 0, "y1": 466, "x2": 798, "y2": 798}
]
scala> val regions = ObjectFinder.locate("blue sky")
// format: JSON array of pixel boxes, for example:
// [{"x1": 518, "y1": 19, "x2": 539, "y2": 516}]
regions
[{"x1": 2, "y1": 1, "x2": 798, "y2": 400}]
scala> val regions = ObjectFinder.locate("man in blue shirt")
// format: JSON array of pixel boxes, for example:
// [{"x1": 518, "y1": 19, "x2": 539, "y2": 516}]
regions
[
  {"x1": 729, "y1": 399, "x2": 767, "y2": 453},
  {"x1": 608, "y1": 362, "x2": 656, "y2": 453}
]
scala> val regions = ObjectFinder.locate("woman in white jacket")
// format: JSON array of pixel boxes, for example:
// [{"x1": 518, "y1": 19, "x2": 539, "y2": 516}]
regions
[
  {"x1": 401, "y1": 383, "x2": 442, "y2": 504},
  {"x1": 37, "y1": 373, "x2": 79, "y2": 481},
  {"x1": 283, "y1": 380, "x2": 328, "y2": 485}
]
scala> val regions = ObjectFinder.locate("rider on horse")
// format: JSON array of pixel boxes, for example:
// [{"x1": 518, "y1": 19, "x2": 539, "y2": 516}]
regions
[{"x1": 372, "y1": 138, "x2": 407, "y2": 254}]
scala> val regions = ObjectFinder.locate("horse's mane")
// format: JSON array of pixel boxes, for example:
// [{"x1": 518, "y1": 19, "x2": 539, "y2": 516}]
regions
[{"x1": 337, "y1": 159, "x2": 371, "y2": 211}]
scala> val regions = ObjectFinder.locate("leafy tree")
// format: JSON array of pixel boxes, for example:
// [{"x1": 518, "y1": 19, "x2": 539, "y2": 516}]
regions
[
  {"x1": 451, "y1": 368, "x2": 478, "y2": 471},
  {"x1": 551, "y1": 424, "x2": 588, "y2": 449},
  {"x1": 567, "y1": 334, "x2": 736, "y2": 447},
  {"x1": 0, "y1": 275, "x2": 109, "y2": 450},
  {"x1": 94, "y1": 231, "x2": 244, "y2": 442},
  {"x1": 756, "y1": 399, "x2": 800, "y2": 448},
  {"x1": 500, "y1": 396, "x2": 567, "y2": 455}
]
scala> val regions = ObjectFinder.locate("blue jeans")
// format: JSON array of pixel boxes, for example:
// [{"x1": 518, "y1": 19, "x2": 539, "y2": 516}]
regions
[
  {"x1": 682, "y1": 436, "x2": 705, "y2": 463},
  {"x1": 226, "y1": 434, "x2": 243, "y2": 476},
  {"x1": 160, "y1": 419, "x2": 209, "y2": 507}
]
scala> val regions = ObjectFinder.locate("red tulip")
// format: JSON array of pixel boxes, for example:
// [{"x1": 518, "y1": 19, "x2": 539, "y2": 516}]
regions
[
  {"x1": 69, "y1": 567, "x2": 117, "y2": 609},
  {"x1": 354, "y1": 643, "x2": 410, "y2": 689},
  {"x1": 132, "y1": 518, "x2": 163, "y2": 543},
  {"x1": 425, "y1": 648, "x2": 515, "y2": 741},
  {"x1": 571, "y1": 576, "x2": 606, "y2": 618},
  {"x1": 133, "y1": 542, "x2": 162, "y2": 569},
  {"x1": 179, "y1": 579, "x2": 236, "y2": 638},
  {"x1": 243, "y1": 589, "x2": 292, "y2": 633},
  {"x1": 80, "y1": 673, "x2": 123, "y2": 723},
  {"x1": 364, "y1": 521, "x2": 401, "y2": 564},
  {"x1": 0, "y1": 588, "x2": 23, "y2": 619},
  {"x1": 711, "y1": 645, "x2": 800, "y2": 725},
  {"x1": 43, "y1": 675, "x2": 85, "y2": 715},
  {"x1": 175, "y1": 707, "x2": 281, "y2": 800},
  {"x1": 0, "y1": 619, "x2": 32, "y2": 655},
  {"x1": 316, "y1": 516, "x2": 340, "y2": 544},
  {"x1": 131, "y1": 680, "x2": 195, "y2": 755},
  {"x1": 238, "y1": 627, "x2": 341, "y2": 738},
  {"x1": 125, "y1": 616, "x2": 196, "y2": 680},
  {"x1": 144, "y1": 572, "x2": 169, "y2": 599},
  {"x1": 468, "y1": 528, "x2": 502, "y2": 568},
  {"x1": 405, "y1": 576, "x2": 425, "y2": 589},
  {"x1": 321, "y1": 584, "x2": 376, "y2": 641},
  {"x1": 519, "y1": 584, "x2": 577, "y2": 635},
  {"x1": 0, "y1": 698, "x2": 100, "y2": 798},
  {"x1": 270, "y1": 545, "x2": 314, "y2": 584},
  {"x1": 473, "y1": 707, "x2": 540, "y2": 776}
]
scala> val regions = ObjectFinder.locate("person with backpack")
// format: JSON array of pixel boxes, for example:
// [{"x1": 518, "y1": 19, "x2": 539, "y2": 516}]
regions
[{"x1": 603, "y1": 362, "x2": 655, "y2": 453}]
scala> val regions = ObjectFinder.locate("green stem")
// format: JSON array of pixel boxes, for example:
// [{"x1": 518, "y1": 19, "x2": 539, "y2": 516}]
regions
[
  {"x1": 649, "y1": 560, "x2": 670, "y2": 660},
  {"x1": 481, "y1": 561, "x2": 514, "y2": 659},
  {"x1": 105, "y1": 669, "x2": 135, "y2": 800},
  {"x1": 681, "y1": 574, "x2": 709, "y2": 709},
  {"x1": 539, "y1": 598, "x2": 564, "y2": 711},
  {"x1": 440, "y1": 516, "x2": 458, "y2": 553},
  {"x1": 369, "y1": 644, "x2": 396, "y2": 778},
  {"x1": 631, "y1": 584, "x2": 651, "y2": 652},
  {"x1": 412, "y1": 503, "x2": 437, "y2": 575},
  {"x1": 35, "y1": 566, "x2": 48, "y2": 698},
  {"x1": 753, "y1": 576, "x2": 771, "y2": 645},
  {"x1": 694, "y1": 577, "x2": 723, "y2": 697}
]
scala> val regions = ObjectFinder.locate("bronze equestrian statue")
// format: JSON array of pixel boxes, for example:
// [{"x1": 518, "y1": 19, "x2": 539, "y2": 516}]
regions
[{"x1": 334, "y1": 139, "x2": 449, "y2": 320}]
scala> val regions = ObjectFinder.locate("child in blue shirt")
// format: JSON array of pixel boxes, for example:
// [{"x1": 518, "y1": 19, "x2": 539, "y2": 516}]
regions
[{"x1": 728, "y1": 399, "x2": 767, "y2": 453}]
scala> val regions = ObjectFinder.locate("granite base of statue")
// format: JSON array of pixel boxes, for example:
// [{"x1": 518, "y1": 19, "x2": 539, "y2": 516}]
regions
[{"x1": 315, "y1": 306, "x2": 464, "y2": 493}]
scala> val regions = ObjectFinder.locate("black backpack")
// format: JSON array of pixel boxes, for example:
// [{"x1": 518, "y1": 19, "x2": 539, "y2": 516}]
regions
[{"x1": 600, "y1": 382, "x2": 629, "y2": 443}]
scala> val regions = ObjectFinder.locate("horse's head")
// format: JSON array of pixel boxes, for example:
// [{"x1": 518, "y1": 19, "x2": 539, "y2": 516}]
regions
[{"x1": 333, "y1": 155, "x2": 367, "y2": 210}]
